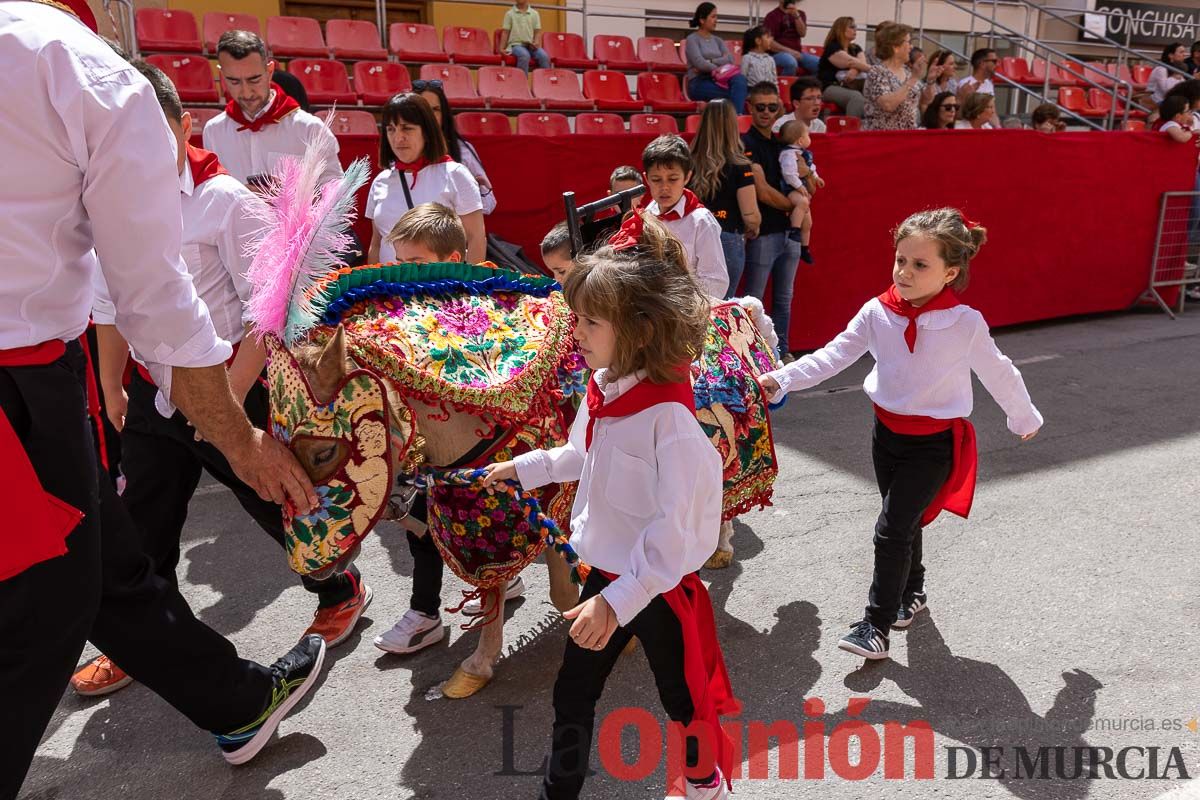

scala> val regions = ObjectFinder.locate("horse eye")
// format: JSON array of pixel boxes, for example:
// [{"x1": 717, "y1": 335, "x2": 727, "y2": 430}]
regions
[{"x1": 313, "y1": 446, "x2": 337, "y2": 466}]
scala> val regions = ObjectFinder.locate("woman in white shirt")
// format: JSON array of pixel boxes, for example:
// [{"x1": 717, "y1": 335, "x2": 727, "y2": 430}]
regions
[
  {"x1": 1150, "y1": 42, "x2": 1189, "y2": 104},
  {"x1": 366, "y1": 94, "x2": 485, "y2": 264},
  {"x1": 954, "y1": 92, "x2": 995, "y2": 129}
]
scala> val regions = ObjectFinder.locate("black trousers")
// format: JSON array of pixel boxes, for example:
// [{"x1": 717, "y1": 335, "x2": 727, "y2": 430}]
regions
[
  {"x1": 402, "y1": 493, "x2": 444, "y2": 617},
  {"x1": 865, "y1": 418, "x2": 953, "y2": 632},
  {"x1": 540, "y1": 569, "x2": 703, "y2": 800},
  {"x1": 0, "y1": 343, "x2": 272, "y2": 800},
  {"x1": 121, "y1": 371, "x2": 357, "y2": 607}
]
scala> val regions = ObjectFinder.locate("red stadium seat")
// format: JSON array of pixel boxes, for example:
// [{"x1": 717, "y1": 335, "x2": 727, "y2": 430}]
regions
[
  {"x1": 630, "y1": 113, "x2": 679, "y2": 134},
  {"x1": 1113, "y1": 64, "x2": 1140, "y2": 92},
  {"x1": 289, "y1": 59, "x2": 356, "y2": 105},
  {"x1": 317, "y1": 109, "x2": 379, "y2": 136},
  {"x1": 418, "y1": 64, "x2": 485, "y2": 108},
  {"x1": 997, "y1": 56, "x2": 1032, "y2": 85},
  {"x1": 582, "y1": 70, "x2": 643, "y2": 111},
  {"x1": 778, "y1": 75, "x2": 798, "y2": 111},
  {"x1": 638, "y1": 37, "x2": 686, "y2": 73},
  {"x1": 456, "y1": 112, "x2": 513, "y2": 136},
  {"x1": 636, "y1": 72, "x2": 696, "y2": 113},
  {"x1": 389, "y1": 23, "x2": 448, "y2": 62},
  {"x1": 266, "y1": 16, "x2": 327, "y2": 58},
  {"x1": 737, "y1": 114, "x2": 751, "y2": 133},
  {"x1": 575, "y1": 112, "x2": 626, "y2": 135},
  {"x1": 1056, "y1": 61, "x2": 1086, "y2": 88},
  {"x1": 532, "y1": 69, "x2": 593, "y2": 110},
  {"x1": 518, "y1": 112, "x2": 571, "y2": 136},
  {"x1": 185, "y1": 107, "x2": 221, "y2": 147},
  {"x1": 1121, "y1": 119, "x2": 1146, "y2": 131},
  {"x1": 1131, "y1": 64, "x2": 1152, "y2": 90},
  {"x1": 145, "y1": 54, "x2": 218, "y2": 103},
  {"x1": 685, "y1": 113, "x2": 702, "y2": 133},
  {"x1": 203, "y1": 12, "x2": 259, "y2": 53},
  {"x1": 136, "y1": 8, "x2": 201, "y2": 53},
  {"x1": 1028, "y1": 58, "x2": 1066, "y2": 88},
  {"x1": 725, "y1": 39, "x2": 743, "y2": 66},
  {"x1": 824, "y1": 115, "x2": 860, "y2": 133},
  {"x1": 593, "y1": 35, "x2": 646, "y2": 71},
  {"x1": 1088, "y1": 87, "x2": 1147, "y2": 119},
  {"x1": 326, "y1": 20, "x2": 387, "y2": 60},
  {"x1": 444, "y1": 26, "x2": 503, "y2": 66},
  {"x1": 353, "y1": 61, "x2": 412, "y2": 105},
  {"x1": 1058, "y1": 86, "x2": 1105, "y2": 118},
  {"x1": 542, "y1": 32, "x2": 597, "y2": 69},
  {"x1": 478, "y1": 66, "x2": 540, "y2": 109}
]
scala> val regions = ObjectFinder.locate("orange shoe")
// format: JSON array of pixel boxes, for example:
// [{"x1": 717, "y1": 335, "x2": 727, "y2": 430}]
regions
[
  {"x1": 304, "y1": 581, "x2": 373, "y2": 648},
  {"x1": 71, "y1": 655, "x2": 133, "y2": 697}
]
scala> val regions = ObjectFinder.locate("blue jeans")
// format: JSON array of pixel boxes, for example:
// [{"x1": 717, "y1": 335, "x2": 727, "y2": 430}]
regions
[
  {"x1": 745, "y1": 231, "x2": 801, "y2": 355},
  {"x1": 720, "y1": 230, "x2": 746, "y2": 299},
  {"x1": 511, "y1": 44, "x2": 550, "y2": 73},
  {"x1": 773, "y1": 51, "x2": 821, "y2": 76},
  {"x1": 688, "y1": 73, "x2": 748, "y2": 115}
]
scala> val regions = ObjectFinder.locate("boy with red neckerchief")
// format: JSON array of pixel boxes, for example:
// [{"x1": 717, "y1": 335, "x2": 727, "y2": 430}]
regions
[{"x1": 759, "y1": 208, "x2": 1043, "y2": 661}]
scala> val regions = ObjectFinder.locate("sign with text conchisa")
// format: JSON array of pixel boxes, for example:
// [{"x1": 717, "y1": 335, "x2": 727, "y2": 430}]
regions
[{"x1": 1081, "y1": 1, "x2": 1200, "y2": 47}]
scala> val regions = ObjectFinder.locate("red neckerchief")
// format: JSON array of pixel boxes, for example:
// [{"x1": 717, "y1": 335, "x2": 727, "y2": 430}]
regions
[
  {"x1": 393, "y1": 154, "x2": 454, "y2": 189},
  {"x1": 584, "y1": 371, "x2": 694, "y2": 449},
  {"x1": 656, "y1": 189, "x2": 705, "y2": 222},
  {"x1": 225, "y1": 86, "x2": 300, "y2": 133},
  {"x1": 876, "y1": 284, "x2": 961, "y2": 353},
  {"x1": 874, "y1": 404, "x2": 977, "y2": 526},
  {"x1": 185, "y1": 144, "x2": 229, "y2": 187}
]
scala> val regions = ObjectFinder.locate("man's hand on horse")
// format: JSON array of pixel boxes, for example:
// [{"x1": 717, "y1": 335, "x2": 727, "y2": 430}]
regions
[
  {"x1": 481, "y1": 460, "x2": 518, "y2": 486},
  {"x1": 563, "y1": 594, "x2": 618, "y2": 651},
  {"x1": 228, "y1": 429, "x2": 318, "y2": 513}
]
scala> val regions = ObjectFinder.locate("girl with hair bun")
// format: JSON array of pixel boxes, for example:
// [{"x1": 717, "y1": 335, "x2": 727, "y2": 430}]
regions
[{"x1": 759, "y1": 208, "x2": 1043, "y2": 661}]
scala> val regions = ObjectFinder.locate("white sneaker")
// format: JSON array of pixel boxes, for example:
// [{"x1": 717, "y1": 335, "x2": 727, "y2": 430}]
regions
[
  {"x1": 373, "y1": 609, "x2": 445, "y2": 654},
  {"x1": 462, "y1": 576, "x2": 526, "y2": 616},
  {"x1": 666, "y1": 767, "x2": 727, "y2": 799}
]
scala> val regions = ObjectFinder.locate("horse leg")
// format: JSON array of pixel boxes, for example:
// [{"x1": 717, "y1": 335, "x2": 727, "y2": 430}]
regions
[
  {"x1": 443, "y1": 587, "x2": 505, "y2": 699},
  {"x1": 704, "y1": 519, "x2": 735, "y2": 569},
  {"x1": 546, "y1": 548, "x2": 579, "y2": 612}
]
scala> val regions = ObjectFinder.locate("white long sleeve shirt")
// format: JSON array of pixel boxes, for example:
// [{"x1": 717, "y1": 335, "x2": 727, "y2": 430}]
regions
[
  {"x1": 762, "y1": 298, "x2": 1044, "y2": 436},
  {"x1": 646, "y1": 197, "x2": 730, "y2": 299},
  {"x1": 203, "y1": 101, "x2": 343, "y2": 189},
  {"x1": 513, "y1": 370, "x2": 722, "y2": 626},
  {"x1": 0, "y1": 1, "x2": 230, "y2": 390}
]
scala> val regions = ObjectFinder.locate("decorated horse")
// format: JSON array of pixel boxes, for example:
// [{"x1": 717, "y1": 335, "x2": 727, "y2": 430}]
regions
[{"x1": 244, "y1": 138, "x2": 780, "y2": 698}]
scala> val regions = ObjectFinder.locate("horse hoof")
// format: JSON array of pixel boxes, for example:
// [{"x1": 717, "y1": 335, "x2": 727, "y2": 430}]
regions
[
  {"x1": 704, "y1": 550, "x2": 734, "y2": 570},
  {"x1": 442, "y1": 667, "x2": 492, "y2": 699}
]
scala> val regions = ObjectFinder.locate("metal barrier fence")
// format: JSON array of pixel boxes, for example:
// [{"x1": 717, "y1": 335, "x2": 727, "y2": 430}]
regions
[{"x1": 1141, "y1": 191, "x2": 1200, "y2": 318}]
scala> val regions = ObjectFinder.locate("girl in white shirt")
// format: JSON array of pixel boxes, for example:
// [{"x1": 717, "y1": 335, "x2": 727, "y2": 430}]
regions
[
  {"x1": 484, "y1": 218, "x2": 735, "y2": 799},
  {"x1": 759, "y1": 208, "x2": 1043, "y2": 661},
  {"x1": 366, "y1": 94, "x2": 485, "y2": 265}
]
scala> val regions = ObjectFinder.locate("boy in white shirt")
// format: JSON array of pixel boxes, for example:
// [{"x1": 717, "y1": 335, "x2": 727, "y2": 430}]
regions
[{"x1": 641, "y1": 135, "x2": 729, "y2": 298}]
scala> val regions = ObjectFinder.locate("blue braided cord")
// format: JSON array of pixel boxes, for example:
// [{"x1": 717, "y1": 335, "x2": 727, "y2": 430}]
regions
[
  {"x1": 319, "y1": 277, "x2": 559, "y2": 327},
  {"x1": 768, "y1": 396, "x2": 788, "y2": 411}
]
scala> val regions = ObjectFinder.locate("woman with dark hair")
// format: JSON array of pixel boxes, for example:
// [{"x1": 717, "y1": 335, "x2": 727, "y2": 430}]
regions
[
  {"x1": 920, "y1": 91, "x2": 957, "y2": 129},
  {"x1": 366, "y1": 93, "x2": 485, "y2": 264},
  {"x1": 920, "y1": 49, "x2": 958, "y2": 112},
  {"x1": 413, "y1": 79, "x2": 497, "y2": 216},
  {"x1": 684, "y1": 2, "x2": 748, "y2": 113},
  {"x1": 1150, "y1": 41, "x2": 1188, "y2": 104},
  {"x1": 817, "y1": 16, "x2": 871, "y2": 117}
]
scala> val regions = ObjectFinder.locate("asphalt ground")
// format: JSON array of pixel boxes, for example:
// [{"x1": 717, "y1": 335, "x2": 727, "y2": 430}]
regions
[{"x1": 19, "y1": 308, "x2": 1200, "y2": 800}]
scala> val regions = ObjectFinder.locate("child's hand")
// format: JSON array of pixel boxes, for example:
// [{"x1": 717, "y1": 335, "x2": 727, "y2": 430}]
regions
[
  {"x1": 563, "y1": 594, "x2": 618, "y2": 650},
  {"x1": 815, "y1": 175, "x2": 826, "y2": 189},
  {"x1": 1020, "y1": 429, "x2": 1039, "y2": 442},
  {"x1": 758, "y1": 375, "x2": 782, "y2": 396},
  {"x1": 481, "y1": 460, "x2": 518, "y2": 485}
]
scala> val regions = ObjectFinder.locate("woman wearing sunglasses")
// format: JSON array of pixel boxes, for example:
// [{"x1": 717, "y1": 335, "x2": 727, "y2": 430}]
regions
[
  {"x1": 413, "y1": 79, "x2": 497, "y2": 216},
  {"x1": 366, "y1": 93, "x2": 486, "y2": 264},
  {"x1": 920, "y1": 91, "x2": 958, "y2": 129}
]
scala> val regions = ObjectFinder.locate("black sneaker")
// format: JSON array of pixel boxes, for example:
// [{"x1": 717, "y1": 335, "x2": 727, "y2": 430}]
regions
[
  {"x1": 800, "y1": 246, "x2": 814, "y2": 264},
  {"x1": 215, "y1": 634, "x2": 327, "y2": 765},
  {"x1": 892, "y1": 591, "x2": 928, "y2": 629},
  {"x1": 837, "y1": 620, "x2": 890, "y2": 660}
]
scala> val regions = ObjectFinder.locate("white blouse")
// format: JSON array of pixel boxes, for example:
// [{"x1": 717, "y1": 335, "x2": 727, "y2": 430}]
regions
[
  {"x1": 514, "y1": 369, "x2": 722, "y2": 626},
  {"x1": 762, "y1": 298, "x2": 1043, "y2": 436},
  {"x1": 366, "y1": 161, "x2": 483, "y2": 262},
  {"x1": 1149, "y1": 65, "x2": 1184, "y2": 104}
]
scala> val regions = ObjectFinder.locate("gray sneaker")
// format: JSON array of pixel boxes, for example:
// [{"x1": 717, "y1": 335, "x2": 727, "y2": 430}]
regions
[{"x1": 373, "y1": 609, "x2": 445, "y2": 655}]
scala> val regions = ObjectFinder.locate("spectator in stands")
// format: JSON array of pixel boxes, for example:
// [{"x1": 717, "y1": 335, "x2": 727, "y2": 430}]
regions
[
  {"x1": 499, "y1": 0, "x2": 550, "y2": 74},
  {"x1": 205, "y1": 30, "x2": 342, "y2": 191},
  {"x1": 920, "y1": 91, "x2": 958, "y2": 129},
  {"x1": 1158, "y1": 95, "x2": 1196, "y2": 142},
  {"x1": 609, "y1": 165, "x2": 642, "y2": 194},
  {"x1": 909, "y1": 46, "x2": 924, "y2": 68},
  {"x1": 955, "y1": 92, "x2": 995, "y2": 129},
  {"x1": 957, "y1": 47, "x2": 1000, "y2": 127},
  {"x1": 863, "y1": 22, "x2": 925, "y2": 131},
  {"x1": 540, "y1": 222, "x2": 573, "y2": 283},
  {"x1": 773, "y1": 76, "x2": 826, "y2": 134},
  {"x1": 817, "y1": 17, "x2": 871, "y2": 118},
  {"x1": 1150, "y1": 42, "x2": 1188, "y2": 104},
  {"x1": 1184, "y1": 41, "x2": 1200, "y2": 77},
  {"x1": 920, "y1": 50, "x2": 958, "y2": 113},
  {"x1": 689, "y1": 99, "x2": 760, "y2": 294},
  {"x1": 742, "y1": 81, "x2": 803, "y2": 359},
  {"x1": 414, "y1": 80, "x2": 497, "y2": 216},
  {"x1": 1164, "y1": 79, "x2": 1200, "y2": 129},
  {"x1": 272, "y1": 70, "x2": 311, "y2": 112},
  {"x1": 762, "y1": 0, "x2": 819, "y2": 77},
  {"x1": 1031, "y1": 103, "x2": 1065, "y2": 133},
  {"x1": 741, "y1": 26, "x2": 779, "y2": 87},
  {"x1": 1001, "y1": 116, "x2": 1024, "y2": 129},
  {"x1": 685, "y1": 2, "x2": 748, "y2": 114},
  {"x1": 367, "y1": 93, "x2": 485, "y2": 264}
]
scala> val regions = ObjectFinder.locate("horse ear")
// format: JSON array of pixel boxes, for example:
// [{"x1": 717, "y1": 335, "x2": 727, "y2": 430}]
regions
[{"x1": 314, "y1": 325, "x2": 348, "y2": 396}]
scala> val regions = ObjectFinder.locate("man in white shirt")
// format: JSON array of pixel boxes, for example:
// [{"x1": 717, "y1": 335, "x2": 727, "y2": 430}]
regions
[
  {"x1": 957, "y1": 47, "x2": 1001, "y2": 127},
  {"x1": 0, "y1": 4, "x2": 325, "y2": 795},
  {"x1": 772, "y1": 76, "x2": 828, "y2": 135}
]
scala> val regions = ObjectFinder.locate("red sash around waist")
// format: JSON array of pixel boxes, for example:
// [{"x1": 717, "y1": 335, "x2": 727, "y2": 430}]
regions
[
  {"x1": 595, "y1": 568, "x2": 738, "y2": 789},
  {"x1": 134, "y1": 341, "x2": 242, "y2": 387},
  {"x1": 874, "y1": 403, "x2": 977, "y2": 526},
  {"x1": 0, "y1": 341, "x2": 84, "y2": 581}
]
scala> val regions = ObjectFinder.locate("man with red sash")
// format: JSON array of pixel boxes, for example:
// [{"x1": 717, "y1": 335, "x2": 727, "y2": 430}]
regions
[
  {"x1": 74, "y1": 63, "x2": 372, "y2": 698},
  {"x1": 0, "y1": 4, "x2": 328, "y2": 796}
]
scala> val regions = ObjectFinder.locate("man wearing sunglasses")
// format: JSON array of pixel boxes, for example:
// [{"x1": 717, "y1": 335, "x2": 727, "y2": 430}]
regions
[
  {"x1": 956, "y1": 48, "x2": 1001, "y2": 127},
  {"x1": 740, "y1": 82, "x2": 803, "y2": 361}
]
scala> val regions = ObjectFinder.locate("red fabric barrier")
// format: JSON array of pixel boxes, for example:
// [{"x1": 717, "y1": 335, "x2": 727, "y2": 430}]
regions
[{"x1": 471, "y1": 130, "x2": 1196, "y2": 349}]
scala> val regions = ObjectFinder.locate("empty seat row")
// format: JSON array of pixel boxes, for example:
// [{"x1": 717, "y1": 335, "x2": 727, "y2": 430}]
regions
[
  {"x1": 995, "y1": 56, "x2": 1152, "y2": 92},
  {"x1": 459, "y1": 111, "x2": 859, "y2": 137},
  {"x1": 1057, "y1": 87, "x2": 1149, "y2": 120}
]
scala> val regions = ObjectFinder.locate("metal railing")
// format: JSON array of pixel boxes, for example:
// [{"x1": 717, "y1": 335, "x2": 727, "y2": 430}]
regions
[
  {"x1": 103, "y1": 0, "x2": 138, "y2": 58},
  {"x1": 1142, "y1": 191, "x2": 1200, "y2": 318},
  {"x1": 1039, "y1": 4, "x2": 1194, "y2": 82}
]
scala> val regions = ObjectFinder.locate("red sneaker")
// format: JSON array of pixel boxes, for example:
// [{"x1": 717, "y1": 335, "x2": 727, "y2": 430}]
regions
[
  {"x1": 304, "y1": 580, "x2": 373, "y2": 648},
  {"x1": 71, "y1": 655, "x2": 133, "y2": 697}
]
